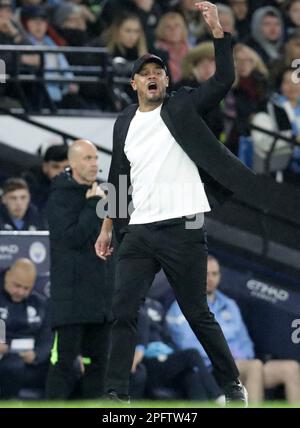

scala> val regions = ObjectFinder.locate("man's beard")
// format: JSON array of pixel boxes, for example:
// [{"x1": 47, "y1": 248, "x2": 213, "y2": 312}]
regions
[{"x1": 146, "y1": 94, "x2": 164, "y2": 104}]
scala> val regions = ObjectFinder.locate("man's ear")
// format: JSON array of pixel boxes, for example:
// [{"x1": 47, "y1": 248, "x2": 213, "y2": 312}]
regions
[
  {"x1": 166, "y1": 76, "x2": 169, "y2": 87},
  {"x1": 131, "y1": 79, "x2": 137, "y2": 91},
  {"x1": 42, "y1": 162, "x2": 48, "y2": 175},
  {"x1": 5, "y1": 269, "x2": 11, "y2": 284}
]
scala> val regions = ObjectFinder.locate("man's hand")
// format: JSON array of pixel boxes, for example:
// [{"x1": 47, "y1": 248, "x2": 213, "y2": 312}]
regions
[
  {"x1": 0, "y1": 17, "x2": 19, "y2": 38},
  {"x1": 131, "y1": 349, "x2": 144, "y2": 373},
  {"x1": 0, "y1": 343, "x2": 8, "y2": 355},
  {"x1": 21, "y1": 54, "x2": 40, "y2": 67},
  {"x1": 86, "y1": 182, "x2": 106, "y2": 199},
  {"x1": 95, "y1": 218, "x2": 113, "y2": 261},
  {"x1": 195, "y1": 2, "x2": 224, "y2": 37},
  {"x1": 19, "y1": 350, "x2": 36, "y2": 364}
]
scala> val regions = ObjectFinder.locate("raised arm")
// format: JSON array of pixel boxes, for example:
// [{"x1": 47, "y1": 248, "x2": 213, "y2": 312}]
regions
[{"x1": 191, "y1": 2, "x2": 235, "y2": 113}]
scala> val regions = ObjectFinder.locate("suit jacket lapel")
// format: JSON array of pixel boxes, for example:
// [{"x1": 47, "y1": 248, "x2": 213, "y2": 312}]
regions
[
  {"x1": 117, "y1": 104, "x2": 138, "y2": 156},
  {"x1": 160, "y1": 95, "x2": 182, "y2": 145}
]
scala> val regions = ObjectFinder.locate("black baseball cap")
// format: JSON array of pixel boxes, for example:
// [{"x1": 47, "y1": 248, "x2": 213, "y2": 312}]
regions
[
  {"x1": 131, "y1": 53, "x2": 167, "y2": 79},
  {"x1": 21, "y1": 5, "x2": 48, "y2": 21}
]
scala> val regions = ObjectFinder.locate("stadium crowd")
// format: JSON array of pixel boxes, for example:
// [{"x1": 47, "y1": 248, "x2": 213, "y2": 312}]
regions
[
  {"x1": 0, "y1": 0, "x2": 300, "y2": 404},
  {"x1": 0, "y1": 0, "x2": 300, "y2": 179}
]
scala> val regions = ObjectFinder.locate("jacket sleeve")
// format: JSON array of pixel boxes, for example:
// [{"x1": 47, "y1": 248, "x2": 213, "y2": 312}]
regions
[
  {"x1": 190, "y1": 32, "x2": 235, "y2": 114},
  {"x1": 47, "y1": 193, "x2": 102, "y2": 249},
  {"x1": 108, "y1": 119, "x2": 121, "y2": 189}
]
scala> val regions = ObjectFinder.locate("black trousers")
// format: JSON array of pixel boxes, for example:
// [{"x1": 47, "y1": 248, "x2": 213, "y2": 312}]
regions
[
  {"x1": 129, "y1": 363, "x2": 147, "y2": 399},
  {"x1": 105, "y1": 219, "x2": 239, "y2": 395},
  {"x1": 0, "y1": 354, "x2": 48, "y2": 399},
  {"x1": 144, "y1": 349, "x2": 222, "y2": 400},
  {"x1": 46, "y1": 322, "x2": 111, "y2": 399}
]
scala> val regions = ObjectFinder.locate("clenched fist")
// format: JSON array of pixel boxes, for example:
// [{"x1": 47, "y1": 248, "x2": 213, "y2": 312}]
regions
[{"x1": 195, "y1": 2, "x2": 224, "y2": 37}]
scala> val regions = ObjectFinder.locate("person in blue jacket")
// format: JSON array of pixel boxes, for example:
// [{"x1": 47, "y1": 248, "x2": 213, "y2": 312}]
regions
[
  {"x1": 166, "y1": 255, "x2": 264, "y2": 403},
  {"x1": 0, "y1": 177, "x2": 47, "y2": 231}
]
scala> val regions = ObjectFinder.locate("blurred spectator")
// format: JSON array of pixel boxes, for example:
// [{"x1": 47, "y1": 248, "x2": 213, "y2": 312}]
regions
[
  {"x1": 228, "y1": 0, "x2": 251, "y2": 40},
  {"x1": 131, "y1": 297, "x2": 225, "y2": 403},
  {"x1": 191, "y1": 3, "x2": 238, "y2": 44},
  {"x1": 216, "y1": 3, "x2": 237, "y2": 38},
  {"x1": 155, "y1": 12, "x2": 190, "y2": 84},
  {"x1": 275, "y1": 67, "x2": 300, "y2": 180},
  {"x1": 129, "y1": 0, "x2": 163, "y2": 50},
  {"x1": 246, "y1": 6, "x2": 284, "y2": 66},
  {"x1": 0, "y1": 0, "x2": 32, "y2": 108},
  {"x1": 100, "y1": 0, "x2": 162, "y2": 48},
  {"x1": 270, "y1": 32, "x2": 300, "y2": 88},
  {"x1": 23, "y1": 143, "x2": 69, "y2": 212},
  {"x1": 166, "y1": 255, "x2": 300, "y2": 404},
  {"x1": 284, "y1": 0, "x2": 300, "y2": 38},
  {"x1": 250, "y1": 92, "x2": 293, "y2": 177},
  {"x1": 0, "y1": 0, "x2": 29, "y2": 46},
  {"x1": 102, "y1": 0, "x2": 163, "y2": 51},
  {"x1": 51, "y1": 3, "x2": 113, "y2": 110},
  {"x1": 225, "y1": 43, "x2": 269, "y2": 153},
  {"x1": 65, "y1": 0, "x2": 104, "y2": 38},
  {"x1": 46, "y1": 140, "x2": 113, "y2": 399},
  {"x1": 105, "y1": 11, "x2": 147, "y2": 62},
  {"x1": 103, "y1": 11, "x2": 148, "y2": 108},
  {"x1": 0, "y1": 177, "x2": 46, "y2": 230},
  {"x1": 21, "y1": 5, "x2": 87, "y2": 109},
  {"x1": 52, "y1": 2, "x2": 89, "y2": 48},
  {"x1": 175, "y1": 0, "x2": 207, "y2": 46},
  {"x1": 0, "y1": 258, "x2": 52, "y2": 399},
  {"x1": 50, "y1": 0, "x2": 106, "y2": 40},
  {"x1": 178, "y1": 41, "x2": 225, "y2": 139}
]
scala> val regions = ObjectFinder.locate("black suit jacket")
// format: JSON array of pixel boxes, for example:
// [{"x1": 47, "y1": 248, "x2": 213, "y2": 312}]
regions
[{"x1": 108, "y1": 33, "x2": 257, "y2": 241}]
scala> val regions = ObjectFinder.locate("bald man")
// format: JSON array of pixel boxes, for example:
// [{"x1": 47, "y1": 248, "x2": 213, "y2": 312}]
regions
[
  {"x1": 46, "y1": 139, "x2": 113, "y2": 399},
  {"x1": 0, "y1": 258, "x2": 52, "y2": 398}
]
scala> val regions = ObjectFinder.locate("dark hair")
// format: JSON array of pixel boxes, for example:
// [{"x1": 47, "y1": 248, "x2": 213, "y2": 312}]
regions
[
  {"x1": 263, "y1": 11, "x2": 280, "y2": 20},
  {"x1": 285, "y1": 0, "x2": 300, "y2": 12},
  {"x1": 44, "y1": 144, "x2": 68, "y2": 162},
  {"x1": 2, "y1": 178, "x2": 29, "y2": 195},
  {"x1": 276, "y1": 66, "x2": 295, "y2": 88},
  {"x1": 20, "y1": 5, "x2": 48, "y2": 21}
]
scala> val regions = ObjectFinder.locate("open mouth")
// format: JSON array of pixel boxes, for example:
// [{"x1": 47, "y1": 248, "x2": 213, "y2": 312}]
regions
[{"x1": 147, "y1": 82, "x2": 158, "y2": 92}]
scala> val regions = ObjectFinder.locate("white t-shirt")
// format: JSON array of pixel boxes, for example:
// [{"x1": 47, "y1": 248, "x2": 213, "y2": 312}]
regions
[{"x1": 124, "y1": 105, "x2": 211, "y2": 224}]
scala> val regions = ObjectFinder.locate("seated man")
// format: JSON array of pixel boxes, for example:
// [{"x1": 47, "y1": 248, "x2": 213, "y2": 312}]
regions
[
  {"x1": 166, "y1": 255, "x2": 300, "y2": 404},
  {"x1": 0, "y1": 177, "x2": 46, "y2": 230},
  {"x1": 0, "y1": 258, "x2": 52, "y2": 398}
]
